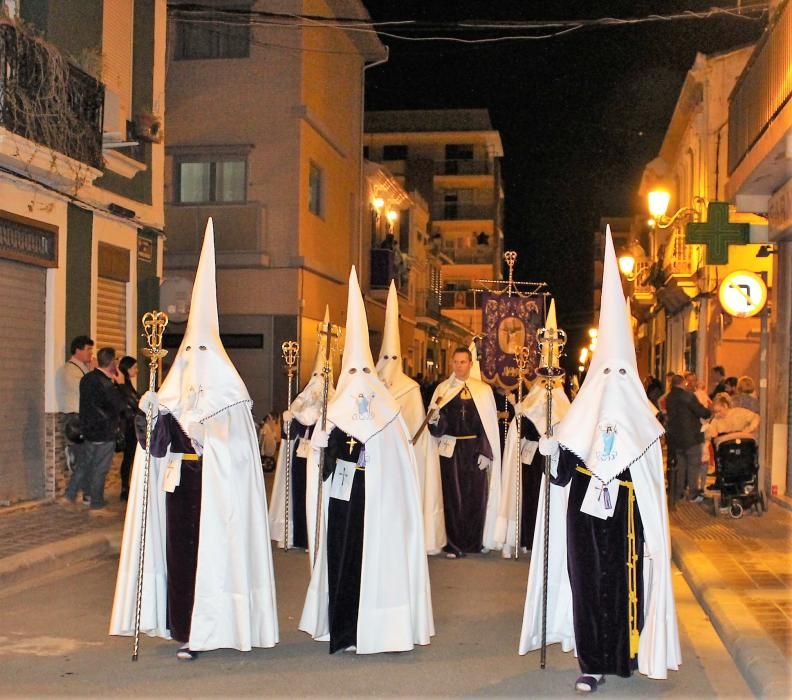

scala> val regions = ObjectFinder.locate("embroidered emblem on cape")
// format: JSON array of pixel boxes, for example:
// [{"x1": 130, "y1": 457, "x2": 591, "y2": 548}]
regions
[
  {"x1": 460, "y1": 386, "x2": 472, "y2": 400},
  {"x1": 596, "y1": 422, "x2": 618, "y2": 461},
  {"x1": 354, "y1": 393, "x2": 376, "y2": 420}
]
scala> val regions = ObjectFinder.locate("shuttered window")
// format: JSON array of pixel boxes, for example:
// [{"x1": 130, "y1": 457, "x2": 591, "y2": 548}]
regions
[
  {"x1": 102, "y1": 0, "x2": 134, "y2": 126},
  {"x1": 96, "y1": 243, "x2": 130, "y2": 356}
]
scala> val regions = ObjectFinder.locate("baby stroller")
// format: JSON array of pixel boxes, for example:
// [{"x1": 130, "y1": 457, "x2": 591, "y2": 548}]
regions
[{"x1": 710, "y1": 436, "x2": 766, "y2": 518}]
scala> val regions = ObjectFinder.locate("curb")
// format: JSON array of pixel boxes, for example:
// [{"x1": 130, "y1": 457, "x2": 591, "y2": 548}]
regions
[
  {"x1": 0, "y1": 527, "x2": 121, "y2": 589},
  {"x1": 671, "y1": 527, "x2": 791, "y2": 698}
]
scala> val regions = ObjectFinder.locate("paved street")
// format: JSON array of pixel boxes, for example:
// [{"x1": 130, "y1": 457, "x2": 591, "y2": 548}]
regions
[{"x1": 0, "y1": 534, "x2": 748, "y2": 697}]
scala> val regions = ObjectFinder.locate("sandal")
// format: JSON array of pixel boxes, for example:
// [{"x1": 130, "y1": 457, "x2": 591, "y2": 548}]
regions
[
  {"x1": 176, "y1": 644, "x2": 198, "y2": 661},
  {"x1": 575, "y1": 675, "x2": 605, "y2": 693}
]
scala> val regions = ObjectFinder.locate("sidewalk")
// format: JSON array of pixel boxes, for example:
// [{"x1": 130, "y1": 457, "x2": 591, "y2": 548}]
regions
[
  {"x1": 1, "y1": 463, "x2": 790, "y2": 697},
  {"x1": 670, "y1": 499, "x2": 792, "y2": 697}
]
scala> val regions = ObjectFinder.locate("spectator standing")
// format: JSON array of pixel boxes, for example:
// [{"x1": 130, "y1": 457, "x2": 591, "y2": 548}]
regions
[
  {"x1": 665, "y1": 374, "x2": 712, "y2": 501},
  {"x1": 644, "y1": 374, "x2": 663, "y2": 409},
  {"x1": 64, "y1": 347, "x2": 125, "y2": 516},
  {"x1": 732, "y1": 376, "x2": 760, "y2": 413},
  {"x1": 724, "y1": 376, "x2": 738, "y2": 396},
  {"x1": 55, "y1": 336, "x2": 94, "y2": 475},
  {"x1": 709, "y1": 365, "x2": 727, "y2": 399},
  {"x1": 258, "y1": 412, "x2": 280, "y2": 472},
  {"x1": 116, "y1": 356, "x2": 140, "y2": 501}
]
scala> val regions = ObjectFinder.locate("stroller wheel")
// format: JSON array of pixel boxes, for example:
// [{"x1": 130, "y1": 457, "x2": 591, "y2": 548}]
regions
[{"x1": 729, "y1": 501, "x2": 744, "y2": 519}]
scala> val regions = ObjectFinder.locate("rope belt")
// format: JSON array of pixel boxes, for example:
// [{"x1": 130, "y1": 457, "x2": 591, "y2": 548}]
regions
[
  {"x1": 576, "y1": 465, "x2": 640, "y2": 659},
  {"x1": 181, "y1": 453, "x2": 200, "y2": 461},
  {"x1": 452, "y1": 435, "x2": 478, "y2": 440}
]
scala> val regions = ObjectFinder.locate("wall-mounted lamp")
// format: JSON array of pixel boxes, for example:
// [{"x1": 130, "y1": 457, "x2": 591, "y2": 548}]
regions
[
  {"x1": 386, "y1": 209, "x2": 399, "y2": 223},
  {"x1": 756, "y1": 244, "x2": 777, "y2": 258},
  {"x1": 617, "y1": 240, "x2": 647, "y2": 281},
  {"x1": 373, "y1": 196, "x2": 385, "y2": 211},
  {"x1": 647, "y1": 189, "x2": 703, "y2": 229}
]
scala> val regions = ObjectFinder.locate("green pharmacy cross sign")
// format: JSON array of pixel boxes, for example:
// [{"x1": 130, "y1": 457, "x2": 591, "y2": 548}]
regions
[{"x1": 685, "y1": 201, "x2": 749, "y2": 265}]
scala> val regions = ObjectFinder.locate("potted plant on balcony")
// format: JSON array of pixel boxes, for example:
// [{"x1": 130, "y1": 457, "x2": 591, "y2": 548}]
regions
[{"x1": 133, "y1": 109, "x2": 163, "y2": 144}]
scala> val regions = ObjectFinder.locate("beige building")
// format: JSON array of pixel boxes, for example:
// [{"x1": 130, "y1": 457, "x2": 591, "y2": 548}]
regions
[
  {"x1": 163, "y1": 1, "x2": 385, "y2": 415},
  {"x1": 633, "y1": 46, "x2": 770, "y2": 388},
  {"x1": 364, "y1": 109, "x2": 505, "y2": 337},
  {"x1": 0, "y1": 0, "x2": 166, "y2": 503},
  {"x1": 725, "y1": 0, "x2": 792, "y2": 498}
]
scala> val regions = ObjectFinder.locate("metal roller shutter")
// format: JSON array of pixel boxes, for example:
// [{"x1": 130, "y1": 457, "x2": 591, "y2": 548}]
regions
[
  {"x1": 0, "y1": 259, "x2": 45, "y2": 502},
  {"x1": 96, "y1": 276, "x2": 127, "y2": 356}
]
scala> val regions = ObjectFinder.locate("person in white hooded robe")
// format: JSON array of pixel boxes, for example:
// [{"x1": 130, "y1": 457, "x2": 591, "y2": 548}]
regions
[
  {"x1": 496, "y1": 300, "x2": 570, "y2": 558},
  {"x1": 376, "y1": 282, "x2": 445, "y2": 554},
  {"x1": 269, "y1": 306, "x2": 335, "y2": 551},
  {"x1": 428, "y1": 346, "x2": 502, "y2": 557},
  {"x1": 522, "y1": 227, "x2": 680, "y2": 692},
  {"x1": 109, "y1": 219, "x2": 278, "y2": 660},
  {"x1": 299, "y1": 266, "x2": 433, "y2": 654}
]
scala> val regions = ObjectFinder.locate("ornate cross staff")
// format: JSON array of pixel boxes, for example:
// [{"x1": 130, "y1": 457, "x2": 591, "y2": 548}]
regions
[
  {"x1": 512, "y1": 345, "x2": 531, "y2": 560},
  {"x1": 536, "y1": 323, "x2": 566, "y2": 669},
  {"x1": 504, "y1": 250, "x2": 517, "y2": 297},
  {"x1": 314, "y1": 318, "x2": 341, "y2": 566},
  {"x1": 132, "y1": 310, "x2": 169, "y2": 662},
  {"x1": 281, "y1": 340, "x2": 299, "y2": 552}
]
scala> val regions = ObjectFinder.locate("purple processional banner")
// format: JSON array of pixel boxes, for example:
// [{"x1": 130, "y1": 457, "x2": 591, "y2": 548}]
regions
[{"x1": 480, "y1": 291, "x2": 544, "y2": 391}]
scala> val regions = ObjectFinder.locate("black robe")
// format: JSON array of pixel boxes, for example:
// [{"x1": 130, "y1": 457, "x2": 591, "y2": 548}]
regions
[
  {"x1": 553, "y1": 448, "x2": 645, "y2": 677},
  {"x1": 517, "y1": 417, "x2": 542, "y2": 549},
  {"x1": 140, "y1": 412, "x2": 201, "y2": 644},
  {"x1": 323, "y1": 427, "x2": 366, "y2": 653},
  {"x1": 283, "y1": 419, "x2": 312, "y2": 550},
  {"x1": 429, "y1": 387, "x2": 493, "y2": 556}
]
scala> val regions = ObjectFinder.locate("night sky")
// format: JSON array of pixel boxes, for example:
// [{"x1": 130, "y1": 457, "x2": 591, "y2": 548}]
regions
[{"x1": 361, "y1": 1, "x2": 764, "y2": 354}]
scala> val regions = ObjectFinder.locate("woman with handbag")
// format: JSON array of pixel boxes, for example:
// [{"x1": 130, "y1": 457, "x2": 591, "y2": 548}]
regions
[{"x1": 117, "y1": 356, "x2": 140, "y2": 501}]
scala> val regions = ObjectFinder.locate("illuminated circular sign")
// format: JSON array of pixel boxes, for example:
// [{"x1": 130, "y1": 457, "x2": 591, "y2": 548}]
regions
[{"x1": 718, "y1": 270, "x2": 767, "y2": 318}]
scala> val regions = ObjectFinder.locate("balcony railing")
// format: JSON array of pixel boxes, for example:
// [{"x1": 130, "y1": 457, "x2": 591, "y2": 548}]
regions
[
  {"x1": 633, "y1": 259, "x2": 655, "y2": 304},
  {"x1": 0, "y1": 23, "x2": 104, "y2": 169},
  {"x1": 415, "y1": 289, "x2": 442, "y2": 320},
  {"x1": 434, "y1": 159, "x2": 493, "y2": 176},
  {"x1": 441, "y1": 289, "x2": 476, "y2": 310},
  {"x1": 445, "y1": 247, "x2": 495, "y2": 265},
  {"x1": 664, "y1": 232, "x2": 694, "y2": 278},
  {"x1": 728, "y1": 0, "x2": 792, "y2": 174},
  {"x1": 370, "y1": 247, "x2": 410, "y2": 290},
  {"x1": 431, "y1": 203, "x2": 494, "y2": 221}
]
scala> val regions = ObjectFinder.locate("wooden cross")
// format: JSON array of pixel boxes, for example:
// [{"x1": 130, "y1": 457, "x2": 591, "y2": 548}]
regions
[
  {"x1": 685, "y1": 201, "x2": 749, "y2": 265},
  {"x1": 346, "y1": 436, "x2": 357, "y2": 454}
]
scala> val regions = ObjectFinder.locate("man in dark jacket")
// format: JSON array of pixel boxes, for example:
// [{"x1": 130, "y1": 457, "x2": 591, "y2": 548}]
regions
[
  {"x1": 665, "y1": 374, "x2": 711, "y2": 501},
  {"x1": 64, "y1": 347, "x2": 125, "y2": 516}
]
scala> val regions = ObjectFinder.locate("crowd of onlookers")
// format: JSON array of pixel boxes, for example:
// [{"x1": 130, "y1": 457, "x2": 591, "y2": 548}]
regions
[
  {"x1": 55, "y1": 336, "x2": 141, "y2": 516},
  {"x1": 642, "y1": 365, "x2": 761, "y2": 503}
]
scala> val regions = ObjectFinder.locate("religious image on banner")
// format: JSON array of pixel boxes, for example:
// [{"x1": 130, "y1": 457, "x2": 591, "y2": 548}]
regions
[{"x1": 480, "y1": 291, "x2": 544, "y2": 391}]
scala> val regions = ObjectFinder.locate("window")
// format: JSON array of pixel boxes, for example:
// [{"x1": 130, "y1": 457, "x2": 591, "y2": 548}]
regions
[
  {"x1": 363, "y1": 145, "x2": 369, "y2": 159},
  {"x1": 176, "y1": 156, "x2": 247, "y2": 203},
  {"x1": 308, "y1": 162, "x2": 323, "y2": 217},
  {"x1": 383, "y1": 145, "x2": 407, "y2": 160},
  {"x1": 174, "y1": 8, "x2": 251, "y2": 60}
]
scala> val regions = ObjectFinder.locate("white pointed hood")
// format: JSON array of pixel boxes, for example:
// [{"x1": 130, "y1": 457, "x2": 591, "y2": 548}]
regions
[
  {"x1": 555, "y1": 226, "x2": 663, "y2": 484},
  {"x1": 327, "y1": 267, "x2": 399, "y2": 443},
  {"x1": 291, "y1": 306, "x2": 335, "y2": 426},
  {"x1": 518, "y1": 299, "x2": 570, "y2": 434},
  {"x1": 469, "y1": 339, "x2": 482, "y2": 381},
  {"x1": 157, "y1": 219, "x2": 251, "y2": 425},
  {"x1": 376, "y1": 282, "x2": 416, "y2": 399}
]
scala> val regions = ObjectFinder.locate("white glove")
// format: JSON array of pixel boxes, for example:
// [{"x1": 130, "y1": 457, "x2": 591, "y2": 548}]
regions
[
  {"x1": 477, "y1": 454, "x2": 492, "y2": 471},
  {"x1": 139, "y1": 391, "x2": 159, "y2": 415},
  {"x1": 428, "y1": 410, "x2": 441, "y2": 425},
  {"x1": 312, "y1": 427, "x2": 329, "y2": 448},
  {"x1": 538, "y1": 436, "x2": 559, "y2": 457},
  {"x1": 282, "y1": 410, "x2": 294, "y2": 423}
]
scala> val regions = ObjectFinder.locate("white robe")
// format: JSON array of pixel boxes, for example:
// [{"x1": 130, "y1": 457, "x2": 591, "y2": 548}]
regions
[
  {"x1": 429, "y1": 375, "x2": 502, "y2": 550},
  {"x1": 299, "y1": 414, "x2": 434, "y2": 653},
  {"x1": 496, "y1": 385, "x2": 570, "y2": 556},
  {"x1": 390, "y1": 375, "x2": 446, "y2": 554},
  {"x1": 109, "y1": 405, "x2": 279, "y2": 651},
  {"x1": 519, "y1": 441, "x2": 681, "y2": 679}
]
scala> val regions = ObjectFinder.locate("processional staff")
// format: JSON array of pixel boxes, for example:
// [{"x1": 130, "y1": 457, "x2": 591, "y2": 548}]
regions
[
  {"x1": 512, "y1": 345, "x2": 531, "y2": 560},
  {"x1": 535, "y1": 321, "x2": 566, "y2": 669},
  {"x1": 314, "y1": 318, "x2": 341, "y2": 566},
  {"x1": 132, "y1": 310, "x2": 169, "y2": 662},
  {"x1": 281, "y1": 340, "x2": 300, "y2": 552}
]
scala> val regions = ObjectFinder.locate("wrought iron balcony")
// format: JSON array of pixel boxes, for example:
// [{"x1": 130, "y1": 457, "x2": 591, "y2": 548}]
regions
[
  {"x1": 434, "y1": 159, "x2": 493, "y2": 176},
  {"x1": 728, "y1": 0, "x2": 791, "y2": 174},
  {"x1": 415, "y1": 289, "x2": 442, "y2": 321},
  {"x1": 431, "y1": 203, "x2": 494, "y2": 221},
  {"x1": 0, "y1": 23, "x2": 104, "y2": 168}
]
